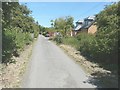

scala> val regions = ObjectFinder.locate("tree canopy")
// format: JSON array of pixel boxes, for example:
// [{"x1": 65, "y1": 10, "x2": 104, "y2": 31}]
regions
[
  {"x1": 2, "y1": 2, "x2": 40, "y2": 64},
  {"x1": 79, "y1": 2, "x2": 119, "y2": 64}
]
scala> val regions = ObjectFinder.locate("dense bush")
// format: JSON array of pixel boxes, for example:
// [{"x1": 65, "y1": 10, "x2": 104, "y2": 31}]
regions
[
  {"x1": 78, "y1": 2, "x2": 119, "y2": 64},
  {"x1": 53, "y1": 16, "x2": 74, "y2": 37},
  {"x1": 2, "y1": 27, "x2": 33, "y2": 63},
  {"x1": 24, "y1": 33, "x2": 33, "y2": 45},
  {"x1": 2, "y1": 2, "x2": 40, "y2": 64},
  {"x1": 34, "y1": 29, "x2": 39, "y2": 38},
  {"x1": 62, "y1": 37, "x2": 80, "y2": 50},
  {"x1": 2, "y1": 28, "x2": 16, "y2": 63},
  {"x1": 75, "y1": 33, "x2": 95, "y2": 57},
  {"x1": 59, "y1": 2, "x2": 119, "y2": 66},
  {"x1": 53, "y1": 35, "x2": 62, "y2": 44}
]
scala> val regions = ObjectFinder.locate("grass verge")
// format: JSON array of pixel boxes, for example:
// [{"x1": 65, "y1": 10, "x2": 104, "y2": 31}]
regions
[
  {"x1": 0, "y1": 38, "x2": 37, "y2": 88},
  {"x1": 59, "y1": 44, "x2": 118, "y2": 88}
]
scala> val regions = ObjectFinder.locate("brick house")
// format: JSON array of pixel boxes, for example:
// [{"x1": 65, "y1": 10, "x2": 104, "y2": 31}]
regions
[{"x1": 71, "y1": 16, "x2": 97, "y2": 36}]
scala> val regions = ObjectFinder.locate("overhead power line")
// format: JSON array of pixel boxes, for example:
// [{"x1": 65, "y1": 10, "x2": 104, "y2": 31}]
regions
[{"x1": 78, "y1": 2, "x2": 113, "y2": 18}]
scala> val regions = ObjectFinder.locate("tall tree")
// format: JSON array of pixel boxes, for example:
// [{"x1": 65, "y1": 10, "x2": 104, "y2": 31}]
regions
[
  {"x1": 50, "y1": 20, "x2": 54, "y2": 27},
  {"x1": 53, "y1": 16, "x2": 74, "y2": 36},
  {"x1": 2, "y1": 2, "x2": 40, "y2": 63}
]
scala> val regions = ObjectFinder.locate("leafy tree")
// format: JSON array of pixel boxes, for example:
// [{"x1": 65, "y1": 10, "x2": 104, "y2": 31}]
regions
[
  {"x1": 54, "y1": 17, "x2": 66, "y2": 30},
  {"x1": 53, "y1": 16, "x2": 74, "y2": 36},
  {"x1": 65, "y1": 16, "x2": 74, "y2": 28},
  {"x1": 79, "y1": 2, "x2": 119, "y2": 65},
  {"x1": 2, "y1": 2, "x2": 40, "y2": 64},
  {"x1": 95, "y1": 2, "x2": 119, "y2": 62},
  {"x1": 2, "y1": 2, "x2": 19, "y2": 28},
  {"x1": 50, "y1": 20, "x2": 54, "y2": 27}
]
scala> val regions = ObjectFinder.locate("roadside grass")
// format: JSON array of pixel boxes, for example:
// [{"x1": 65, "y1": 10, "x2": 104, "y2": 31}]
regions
[
  {"x1": 56, "y1": 33, "x2": 118, "y2": 74},
  {"x1": 52, "y1": 32, "x2": 118, "y2": 88},
  {"x1": 62, "y1": 37, "x2": 80, "y2": 50},
  {"x1": 42, "y1": 34, "x2": 119, "y2": 88},
  {"x1": 2, "y1": 28, "x2": 33, "y2": 64},
  {"x1": 1, "y1": 38, "x2": 37, "y2": 88},
  {"x1": 0, "y1": 64, "x2": 3, "y2": 89},
  {"x1": 59, "y1": 44, "x2": 118, "y2": 88}
]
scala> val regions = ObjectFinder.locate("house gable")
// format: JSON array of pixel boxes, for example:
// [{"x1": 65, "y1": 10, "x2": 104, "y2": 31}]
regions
[
  {"x1": 88, "y1": 24, "x2": 97, "y2": 34},
  {"x1": 71, "y1": 16, "x2": 97, "y2": 36},
  {"x1": 73, "y1": 16, "x2": 96, "y2": 32}
]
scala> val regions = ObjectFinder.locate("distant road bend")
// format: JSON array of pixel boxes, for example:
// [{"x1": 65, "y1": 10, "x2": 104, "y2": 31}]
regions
[{"x1": 22, "y1": 35, "x2": 97, "y2": 88}]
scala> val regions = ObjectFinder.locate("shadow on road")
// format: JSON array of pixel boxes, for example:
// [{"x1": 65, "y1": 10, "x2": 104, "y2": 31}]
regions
[
  {"x1": 79, "y1": 53, "x2": 118, "y2": 88},
  {"x1": 85, "y1": 71, "x2": 118, "y2": 88}
]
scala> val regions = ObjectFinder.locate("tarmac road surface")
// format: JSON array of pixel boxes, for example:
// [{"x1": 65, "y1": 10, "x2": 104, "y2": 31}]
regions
[{"x1": 22, "y1": 35, "x2": 97, "y2": 88}]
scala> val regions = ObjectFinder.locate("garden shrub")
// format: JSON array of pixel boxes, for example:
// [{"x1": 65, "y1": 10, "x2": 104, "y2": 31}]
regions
[
  {"x1": 2, "y1": 2, "x2": 40, "y2": 64},
  {"x1": 53, "y1": 35, "x2": 62, "y2": 44},
  {"x1": 2, "y1": 27, "x2": 33, "y2": 63},
  {"x1": 62, "y1": 37, "x2": 80, "y2": 50}
]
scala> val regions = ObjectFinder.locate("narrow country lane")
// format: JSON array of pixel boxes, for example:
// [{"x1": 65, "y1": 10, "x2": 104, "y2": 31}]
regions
[{"x1": 22, "y1": 35, "x2": 97, "y2": 88}]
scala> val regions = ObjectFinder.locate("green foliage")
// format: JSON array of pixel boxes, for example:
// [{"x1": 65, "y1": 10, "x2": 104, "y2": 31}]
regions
[
  {"x1": 34, "y1": 30, "x2": 39, "y2": 38},
  {"x1": 53, "y1": 35, "x2": 62, "y2": 44},
  {"x1": 39, "y1": 26, "x2": 46, "y2": 34},
  {"x1": 95, "y1": 2, "x2": 118, "y2": 63},
  {"x1": 24, "y1": 33, "x2": 33, "y2": 45},
  {"x1": 53, "y1": 16, "x2": 74, "y2": 36},
  {"x1": 58, "y1": 2, "x2": 119, "y2": 67},
  {"x1": 2, "y1": 28, "x2": 16, "y2": 63},
  {"x1": 2, "y1": 2, "x2": 40, "y2": 64},
  {"x1": 54, "y1": 17, "x2": 66, "y2": 30},
  {"x1": 78, "y1": 2, "x2": 119, "y2": 64},
  {"x1": 32, "y1": 22, "x2": 40, "y2": 38},
  {"x1": 76, "y1": 33, "x2": 95, "y2": 53},
  {"x1": 2, "y1": 27, "x2": 33, "y2": 63},
  {"x1": 65, "y1": 16, "x2": 74, "y2": 28},
  {"x1": 62, "y1": 37, "x2": 80, "y2": 50}
]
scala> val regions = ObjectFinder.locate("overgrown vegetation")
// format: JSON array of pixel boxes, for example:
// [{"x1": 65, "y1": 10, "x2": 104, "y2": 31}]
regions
[
  {"x1": 50, "y1": 16, "x2": 74, "y2": 43},
  {"x1": 62, "y1": 36, "x2": 80, "y2": 50},
  {"x1": 78, "y1": 2, "x2": 119, "y2": 65},
  {"x1": 53, "y1": 16, "x2": 74, "y2": 36},
  {"x1": 52, "y1": 2, "x2": 119, "y2": 72},
  {"x1": 2, "y1": 2, "x2": 40, "y2": 64},
  {"x1": 53, "y1": 35, "x2": 62, "y2": 44}
]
